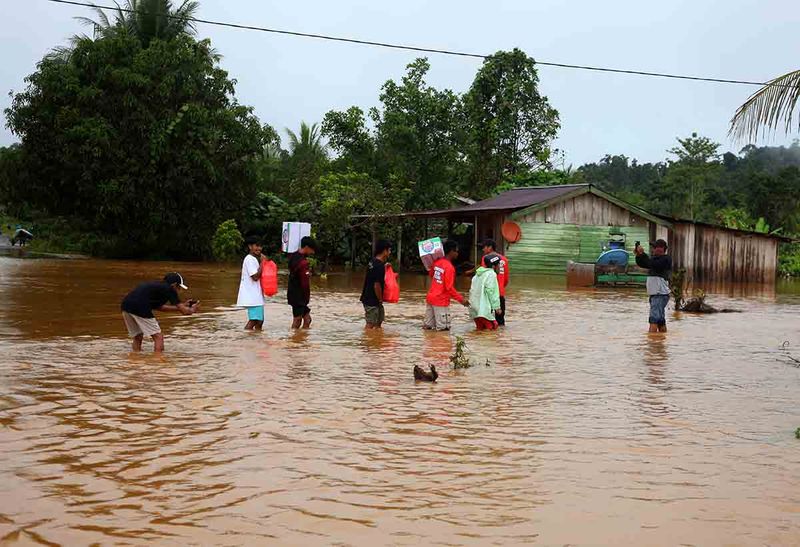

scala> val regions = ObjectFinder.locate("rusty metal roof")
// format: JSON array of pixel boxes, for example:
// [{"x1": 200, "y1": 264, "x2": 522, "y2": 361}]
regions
[
  {"x1": 453, "y1": 184, "x2": 589, "y2": 213},
  {"x1": 357, "y1": 184, "x2": 590, "y2": 219}
]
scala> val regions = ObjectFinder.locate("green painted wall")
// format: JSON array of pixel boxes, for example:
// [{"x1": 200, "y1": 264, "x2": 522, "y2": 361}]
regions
[{"x1": 506, "y1": 223, "x2": 649, "y2": 274}]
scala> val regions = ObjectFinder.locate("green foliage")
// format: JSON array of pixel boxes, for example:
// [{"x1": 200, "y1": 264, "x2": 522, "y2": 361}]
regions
[
  {"x1": 75, "y1": 0, "x2": 200, "y2": 46},
  {"x1": 493, "y1": 169, "x2": 573, "y2": 195},
  {"x1": 795, "y1": 427, "x2": 800, "y2": 440},
  {"x1": 662, "y1": 133, "x2": 722, "y2": 221},
  {"x1": 730, "y1": 69, "x2": 800, "y2": 142},
  {"x1": 371, "y1": 58, "x2": 465, "y2": 210},
  {"x1": 244, "y1": 191, "x2": 312, "y2": 255},
  {"x1": 316, "y1": 171, "x2": 408, "y2": 259},
  {"x1": 715, "y1": 207, "x2": 755, "y2": 230},
  {"x1": 463, "y1": 48, "x2": 560, "y2": 197},
  {"x1": 211, "y1": 219, "x2": 243, "y2": 261},
  {"x1": 450, "y1": 336, "x2": 472, "y2": 369},
  {"x1": 284, "y1": 122, "x2": 328, "y2": 202},
  {"x1": 5, "y1": 29, "x2": 272, "y2": 258},
  {"x1": 779, "y1": 243, "x2": 800, "y2": 277}
]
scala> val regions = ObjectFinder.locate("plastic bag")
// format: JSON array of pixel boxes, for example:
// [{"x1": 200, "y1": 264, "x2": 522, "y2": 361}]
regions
[
  {"x1": 383, "y1": 263, "x2": 400, "y2": 303},
  {"x1": 261, "y1": 259, "x2": 278, "y2": 297}
]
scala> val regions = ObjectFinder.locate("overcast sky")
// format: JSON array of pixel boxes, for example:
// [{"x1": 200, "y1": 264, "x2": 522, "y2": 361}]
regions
[{"x1": 1, "y1": 0, "x2": 798, "y2": 166}]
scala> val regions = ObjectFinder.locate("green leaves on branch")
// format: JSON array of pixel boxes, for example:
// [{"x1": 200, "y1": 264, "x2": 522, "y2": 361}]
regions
[
  {"x1": 730, "y1": 69, "x2": 800, "y2": 143},
  {"x1": 211, "y1": 219, "x2": 243, "y2": 262},
  {"x1": 464, "y1": 48, "x2": 560, "y2": 197},
  {"x1": 5, "y1": 29, "x2": 273, "y2": 258},
  {"x1": 322, "y1": 50, "x2": 560, "y2": 209}
]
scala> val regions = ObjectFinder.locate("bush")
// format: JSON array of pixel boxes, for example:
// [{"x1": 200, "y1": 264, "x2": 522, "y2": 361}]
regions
[
  {"x1": 779, "y1": 243, "x2": 800, "y2": 277},
  {"x1": 211, "y1": 219, "x2": 243, "y2": 262}
]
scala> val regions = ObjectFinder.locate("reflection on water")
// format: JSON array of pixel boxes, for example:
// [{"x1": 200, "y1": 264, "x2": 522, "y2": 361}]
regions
[{"x1": 1, "y1": 257, "x2": 800, "y2": 545}]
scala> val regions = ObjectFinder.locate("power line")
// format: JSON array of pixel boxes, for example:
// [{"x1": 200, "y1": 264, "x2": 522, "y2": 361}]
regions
[{"x1": 44, "y1": 0, "x2": 782, "y2": 88}]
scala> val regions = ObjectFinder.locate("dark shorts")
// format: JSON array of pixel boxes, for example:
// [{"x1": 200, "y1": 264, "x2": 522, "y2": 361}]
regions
[
  {"x1": 291, "y1": 305, "x2": 311, "y2": 318},
  {"x1": 649, "y1": 294, "x2": 669, "y2": 326},
  {"x1": 364, "y1": 304, "x2": 385, "y2": 326},
  {"x1": 495, "y1": 296, "x2": 506, "y2": 326}
]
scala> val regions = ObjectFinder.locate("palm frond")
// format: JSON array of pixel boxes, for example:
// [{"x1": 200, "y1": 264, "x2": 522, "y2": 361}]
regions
[
  {"x1": 286, "y1": 128, "x2": 300, "y2": 151},
  {"x1": 173, "y1": 0, "x2": 199, "y2": 35},
  {"x1": 729, "y1": 69, "x2": 800, "y2": 143}
]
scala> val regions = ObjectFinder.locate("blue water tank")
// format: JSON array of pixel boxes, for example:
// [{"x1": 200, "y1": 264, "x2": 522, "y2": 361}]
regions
[{"x1": 596, "y1": 249, "x2": 629, "y2": 266}]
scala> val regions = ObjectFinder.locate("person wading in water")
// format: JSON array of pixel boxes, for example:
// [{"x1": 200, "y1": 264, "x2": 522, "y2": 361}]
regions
[
  {"x1": 635, "y1": 239, "x2": 672, "y2": 333},
  {"x1": 120, "y1": 273, "x2": 199, "y2": 352}
]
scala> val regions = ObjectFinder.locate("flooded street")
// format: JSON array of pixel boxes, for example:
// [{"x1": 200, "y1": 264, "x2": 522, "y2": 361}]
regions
[{"x1": 1, "y1": 256, "x2": 799, "y2": 545}]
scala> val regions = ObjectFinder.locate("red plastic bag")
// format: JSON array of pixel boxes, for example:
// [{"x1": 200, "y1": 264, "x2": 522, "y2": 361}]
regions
[
  {"x1": 384, "y1": 263, "x2": 400, "y2": 303},
  {"x1": 261, "y1": 259, "x2": 278, "y2": 297}
]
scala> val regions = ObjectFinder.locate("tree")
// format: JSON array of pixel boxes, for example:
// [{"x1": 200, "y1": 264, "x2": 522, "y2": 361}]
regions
[
  {"x1": 283, "y1": 121, "x2": 327, "y2": 202},
  {"x1": 322, "y1": 58, "x2": 464, "y2": 210},
  {"x1": 662, "y1": 133, "x2": 721, "y2": 220},
  {"x1": 321, "y1": 106, "x2": 375, "y2": 173},
  {"x1": 315, "y1": 171, "x2": 409, "y2": 261},
  {"x1": 211, "y1": 219, "x2": 243, "y2": 261},
  {"x1": 730, "y1": 70, "x2": 800, "y2": 142},
  {"x1": 286, "y1": 121, "x2": 326, "y2": 159},
  {"x1": 463, "y1": 48, "x2": 560, "y2": 196},
  {"x1": 5, "y1": 30, "x2": 272, "y2": 258},
  {"x1": 372, "y1": 58, "x2": 465, "y2": 209},
  {"x1": 77, "y1": 0, "x2": 199, "y2": 46}
]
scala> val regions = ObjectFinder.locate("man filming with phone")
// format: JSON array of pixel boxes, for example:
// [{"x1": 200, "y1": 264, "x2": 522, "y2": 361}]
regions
[
  {"x1": 120, "y1": 272, "x2": 200, "y2": 352},
  {"x1": 634, "y1": 239, "x2": 672, "y2": 333}
]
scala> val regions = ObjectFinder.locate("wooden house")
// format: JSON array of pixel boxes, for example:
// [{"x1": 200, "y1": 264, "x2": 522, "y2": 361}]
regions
[{"x1": 385, "y1": 184, "x2": 787, "y2": 284}]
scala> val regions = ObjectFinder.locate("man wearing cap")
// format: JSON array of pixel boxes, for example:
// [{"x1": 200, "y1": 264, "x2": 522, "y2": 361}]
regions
[
  {"x1": 476, "y1": 239, "x2": 509, "y2": 325},
  {"x1": 635, "y1": 239, "x2": 672, "y2": 333},
  {"x1": 120, "y1": 272, "x2": 199, "y2": 352},
  {"x1": 469, "y1": 253, "x2": 503, "y2": 330}
]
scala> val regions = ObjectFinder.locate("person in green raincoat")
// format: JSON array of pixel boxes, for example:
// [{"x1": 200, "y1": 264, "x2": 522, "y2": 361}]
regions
[{"x1": 468, "y1": 253, "x2": 503, "y2": 330}]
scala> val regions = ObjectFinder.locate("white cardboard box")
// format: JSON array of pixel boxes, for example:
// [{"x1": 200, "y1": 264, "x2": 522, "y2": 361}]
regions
[{"x1": 282, "y1": 222, "x2": 312, "y2": 253}]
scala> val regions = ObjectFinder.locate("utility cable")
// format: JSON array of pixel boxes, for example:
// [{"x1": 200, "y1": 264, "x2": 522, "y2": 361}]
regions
[{"x1": 44, "y1": 0, "x2": 785, "y2": 88}]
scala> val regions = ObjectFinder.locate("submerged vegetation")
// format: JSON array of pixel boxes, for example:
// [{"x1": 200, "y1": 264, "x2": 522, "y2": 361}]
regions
[{"x1": 450, "y1": 337, "x2": 472, "y2": 369}]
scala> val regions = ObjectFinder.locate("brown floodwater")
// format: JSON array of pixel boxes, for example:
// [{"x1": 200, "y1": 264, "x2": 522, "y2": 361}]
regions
[{"x1": 1, "y1": 256, "x2": 800, "y2": 545}]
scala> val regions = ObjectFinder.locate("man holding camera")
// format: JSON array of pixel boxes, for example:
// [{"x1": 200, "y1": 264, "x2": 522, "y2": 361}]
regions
[
  {"x1": 121, "y1": 272, "x2": 199, "y2": 352},
  {"x1": 635, "y1": 239, "x2": 672, "y2": 333}
]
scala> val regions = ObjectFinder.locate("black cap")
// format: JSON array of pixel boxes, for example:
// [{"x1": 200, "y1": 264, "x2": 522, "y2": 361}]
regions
[
  {"x1": 164, "y1": 272, "x2": 188, "y2": 289},
  {"x1": 652, "y1": 239, "x2": 668, "y2": 249},
  {"x1": 478, "y1": 238, "x2": 497, "y2": 250},
  {"x1": 483, "y1": 253, "x2": 502, "y2": 267}
]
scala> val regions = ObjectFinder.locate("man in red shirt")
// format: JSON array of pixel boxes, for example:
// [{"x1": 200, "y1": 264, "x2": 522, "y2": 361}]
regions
[
  {"x1": 423, "y1": 239, "x2": 469, "y2": 331},
  {"x1": 478, "y1": 239, "x2": 509, "y2": 326}
]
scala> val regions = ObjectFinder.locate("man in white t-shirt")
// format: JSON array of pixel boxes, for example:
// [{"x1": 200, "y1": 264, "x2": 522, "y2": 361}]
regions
[{"x1": 237, "y1": 236, "x2": 266, "y2": 330}]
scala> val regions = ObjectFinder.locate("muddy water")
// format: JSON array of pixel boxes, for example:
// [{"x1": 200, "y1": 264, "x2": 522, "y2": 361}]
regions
[{"x1": 1, "y1": 257, "x2": 799, "y2": 545}]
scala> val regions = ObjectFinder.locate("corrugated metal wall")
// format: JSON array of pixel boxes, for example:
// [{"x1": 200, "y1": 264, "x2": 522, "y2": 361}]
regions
[
  {"x1": 506, "y1": 223, "x2": 649, "y2": 273},
  {"x1": 507, "y1": 192, "x2": 651, "y2": 273}
]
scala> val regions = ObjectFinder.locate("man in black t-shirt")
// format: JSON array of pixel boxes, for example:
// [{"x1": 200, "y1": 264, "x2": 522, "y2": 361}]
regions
[
  {"x1": 360, "y1": 240, "x2": 392, "y2": 329},
  {"x1": 287, "y1": 236, "x2": 319, "y2": 329},
  {"x1": 120, "y1": 272, "x2": 199, "y2": 352}
]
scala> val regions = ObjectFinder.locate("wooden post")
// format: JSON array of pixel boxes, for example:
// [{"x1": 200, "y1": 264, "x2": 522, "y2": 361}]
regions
[
  {"x1": 351, "y1": 229, "x2": 357, "y2": 269},
  {"x1": 473, "y1": 215, "x2": 479, "y2": 264},
  {"x1": 397, "y1": 224, "x2": 402, "y2": 269}
]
